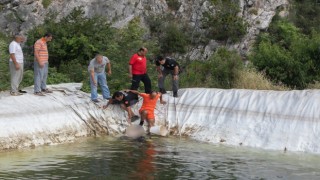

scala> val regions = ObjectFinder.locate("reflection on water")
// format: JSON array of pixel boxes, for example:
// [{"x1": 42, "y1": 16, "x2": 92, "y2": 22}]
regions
[{"x1": 1, "y1": 136, "x2": 320, "y2": 179}]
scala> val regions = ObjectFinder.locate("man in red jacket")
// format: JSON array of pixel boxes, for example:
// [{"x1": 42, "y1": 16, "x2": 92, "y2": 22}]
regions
[{"x1": 128, "y1": 47, "x2": 151, "y2": 94}]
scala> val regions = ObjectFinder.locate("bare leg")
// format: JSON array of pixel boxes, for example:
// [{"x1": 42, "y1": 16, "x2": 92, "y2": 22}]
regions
[
  {"x1": 139, "y1": 110, "x2": 147, "y2": 126},
  {"x1": 146, "y1": 119, "x2": 155, "y2": 135}
]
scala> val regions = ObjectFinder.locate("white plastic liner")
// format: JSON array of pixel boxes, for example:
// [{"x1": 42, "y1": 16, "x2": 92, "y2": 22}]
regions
[
  {"x1": 166, "y1": 88, "x2": 320, "y2": 153},
  {"x1": 1, "y1": 84, "x2": 320, "y2": 154}
]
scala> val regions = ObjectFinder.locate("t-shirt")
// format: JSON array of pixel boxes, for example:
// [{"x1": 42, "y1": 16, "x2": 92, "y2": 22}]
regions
[
  {"x1": 111, "y1": 92, "x2": 138, "y2": 107},
  {"x1": 129, "y1": 53, "x2": 147, "y2": 75},
  {"x1": 88, "y1": 56, "x2": 110, "y2": 73},
  {"x1": 9, "y1": 41, "x2": 24, "y2": 63},
  {"x1": 139, "y1": 93, "x2": 160, "y2": 111},
  {"x1": 155, "y1": 57, "x2": 179, "y2": 70},
  {"x1": 34, "y1": 38, "x2": 48, "y2": 63}
]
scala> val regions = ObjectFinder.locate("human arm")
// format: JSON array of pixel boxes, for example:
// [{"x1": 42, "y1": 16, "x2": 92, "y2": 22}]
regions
[
  {"x1": 34, "y1": 43, "x2": 44, "y2": 68},
  {"x1": 128, "y1": 64, "x2": 133, "y2": 78},
  {"x1": 173, "y1": 66, "x2": 179, "y2": 81},
  {"x1": 10, "y1": 53, "x2": 20, "y2": 70},
  {"x1": 156, "y1": 66, "x2": 162, "y2": 78},
  {"x1": 107, "y1": 62, "x2": 112, "y2": 75},
  {"x1": 159, "y1": 93, "x2": 166, "y2": 104},
  {"x1": 102, "y1": 99, "x2": 114, "y2": 109},
  {"x1": 125, "y1": 89, "x2": 141, "y2": 95},
  {"x1": 90, "y1": 69, "x2": 97, "y2": 86}
]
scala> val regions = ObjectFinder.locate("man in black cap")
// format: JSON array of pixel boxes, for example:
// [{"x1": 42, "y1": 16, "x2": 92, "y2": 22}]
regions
[{"x1": 155, "y1": 56, "x2": 180, "y2": 97}]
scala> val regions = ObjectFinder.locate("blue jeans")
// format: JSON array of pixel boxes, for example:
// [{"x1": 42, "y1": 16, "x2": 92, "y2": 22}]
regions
[
  {"x1": 34, "y1": 61, "x2": 48, "y2": 93},
  {"x1": 90, "y1": 72, "x2": 110, "y2": 100}
]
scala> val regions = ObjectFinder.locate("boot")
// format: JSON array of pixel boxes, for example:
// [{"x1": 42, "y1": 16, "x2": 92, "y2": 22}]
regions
[{"x1": 173, "y1": 91, "x2": 178, "y2": 97}]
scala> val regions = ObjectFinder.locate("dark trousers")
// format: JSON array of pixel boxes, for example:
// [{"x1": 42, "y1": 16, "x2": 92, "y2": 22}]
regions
[{"x1": 130, "y1": 74, "x2": 152, "y2": 93}]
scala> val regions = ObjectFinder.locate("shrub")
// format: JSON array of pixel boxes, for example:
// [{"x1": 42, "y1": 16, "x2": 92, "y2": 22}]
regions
[
  {"x1": 202, "y1": 0, "x2": 248, "y2": 43},
  {"x1": 180, "y1": 47, "x2": 243, "y2": 89},
  {"x1": 0, "y1": 34, "x2": 10, "y2": 91},
  {"x1": 42, "y1": 0, "x2": 52, "y2": 9},
  {"x1": 166, "y1": 0, "x2": 181, "y2": 11}
]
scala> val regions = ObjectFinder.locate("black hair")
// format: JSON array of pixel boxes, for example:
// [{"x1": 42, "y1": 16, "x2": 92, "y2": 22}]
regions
[
  {"x1": 138, "y1": 47, "x2": 146, "y2": 52},
  {"x1": 156, "y1": 55, "x2": 165, "y2": 61},
  {"x1": 113, "y1": 91, "x2": 123, "y2": 98},
  {"x1": 44, "y1": 33, "x2": 52, "y2": 37}
]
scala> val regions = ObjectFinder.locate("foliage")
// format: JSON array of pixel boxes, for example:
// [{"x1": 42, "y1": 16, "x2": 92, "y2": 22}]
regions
[
  {"x1": 42, "y1": 0, "x2": 52, "y2": 9},
  {"x1": 202, "y1": 0, "x2": 248, "y2": 43},
  {"x1": 166, "y1": 0, "x2": 181, "y2": 11},
  {"x1": 289, "y1": 0, "x2": 320, "y2": 34},
  {"x1": 251, "y1": 19, "x2": 320, "y2": 89},
  {"x1": 180, "y1": 48, "x2": 243, "y2": 89},
  {"x1": 25, "y1": 7, "x2": 114, "y2": 68},
  {"x1": 0, "y1": 33, "x2": 9, "y2": 91},
  {"x1": 146, "y1": 15, "x2": 190, "y2": 54}
]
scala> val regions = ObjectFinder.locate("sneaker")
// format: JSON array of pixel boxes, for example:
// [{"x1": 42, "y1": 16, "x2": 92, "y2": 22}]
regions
[
  {"x1": 173, "y1": 91, "x2": 178, "y2": 97},
  {"x1": 42, "y1": 89, "x2": 53, "y2": 93},
  {"x1": 19, "y1": 90, "x2": 27, "y2": 93},
  {"x1": 10, "y1": 92, "x2": 23, "y2": 96},
  {"x1": 34, "y1": 92, "x2": 45, "y2": 96},
  {"x1": 92, "y1": 99, "x2": 100, "y2": 103}
]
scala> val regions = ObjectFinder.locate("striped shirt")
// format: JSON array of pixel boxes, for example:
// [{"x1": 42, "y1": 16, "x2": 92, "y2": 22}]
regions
[{"x1": 34, "y1": 38, "x2": 48, "y2": 63}]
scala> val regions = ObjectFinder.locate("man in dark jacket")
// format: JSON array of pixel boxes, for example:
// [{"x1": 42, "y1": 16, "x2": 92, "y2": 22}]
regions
[{"x1": 155, "y1": 56, "x2": 180, "y2": 97}]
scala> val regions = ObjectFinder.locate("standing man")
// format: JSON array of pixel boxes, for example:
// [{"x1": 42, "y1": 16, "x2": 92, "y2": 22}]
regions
[
  {"x1": 128, "y1": 47, "x2": 151, "y2": 94},
  {"x1": 34, "y1": 33, "x2": 53, "y2": 96},
  {"x1": 127, "y1": 90, "x2": 166, "y2": 134},
  {"x1": 88, "y1": 54, "x2": 112, "y2": 102},
  {"x1": 9, "y1": 34, "x2": 25, "y2": 96},
  {"x1": 155, "y1": 56, "x2": 180, "y2": 97}
]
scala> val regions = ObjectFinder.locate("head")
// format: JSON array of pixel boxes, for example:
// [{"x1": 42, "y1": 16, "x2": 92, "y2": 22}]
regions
[
  {"x1": 14, "y1": 34, "x2": 25, "y2": 43},
  {"x1": 43, "y1": 33, "x2": 53, "y2": 42},
  {"x1": 95, "y1": 54, "x2": 103, "y2": 64},
  {"x1": 149, "y1": 91, "x2": 158, "y2": 99},
  {"x1": 113, "y1": 91, "x2": 124, "y2": 101},
  {"x1": 156, "y1": 56, "x2": 166, "y2": 65},
  {"x1": 138, "y1": 47, "x2": 148, "y2": 56}
]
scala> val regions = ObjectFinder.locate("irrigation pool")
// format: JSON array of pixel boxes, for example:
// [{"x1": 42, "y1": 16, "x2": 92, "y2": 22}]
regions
[{"x1": 1, "y1": 136, "x2": 320, "y2": 180}]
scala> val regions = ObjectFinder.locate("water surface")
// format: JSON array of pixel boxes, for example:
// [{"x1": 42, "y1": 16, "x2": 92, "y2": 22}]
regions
[{"x1": 0, "y1": 136, "x2": 320, "y2": 179}]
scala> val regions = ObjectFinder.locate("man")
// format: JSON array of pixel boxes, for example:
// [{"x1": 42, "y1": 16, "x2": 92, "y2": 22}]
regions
[
  {"x1": 127, "y1": 90, "x2": 166, "y2": 134},
  {"x1": 128, "y1": 47, "x2": 152, "y2": 94},
  {"x1": 103, "y1": 91, "x2": 139, "y2": 124},
  {"x1": 155, "y1": 56, "x2": 180, "y2": 97},
  {"x1": 34, "y1": 33, "x2": 53, "y2": 96},
  {"x1": 88, "y1": 54, "x2": 112, "y2": 102},
  {"x1": 9, "y1": 34, "x2": 26, "y2": 96}
]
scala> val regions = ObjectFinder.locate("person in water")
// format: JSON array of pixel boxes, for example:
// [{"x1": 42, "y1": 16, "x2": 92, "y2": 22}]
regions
[{"x1": 126, "y1": 90, "x2": 166, "y2": 134}]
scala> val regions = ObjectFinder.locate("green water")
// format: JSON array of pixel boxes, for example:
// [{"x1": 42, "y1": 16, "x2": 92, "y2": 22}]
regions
[{"x1": 0, "y1": 136, "x2": 320, "y2": 180}]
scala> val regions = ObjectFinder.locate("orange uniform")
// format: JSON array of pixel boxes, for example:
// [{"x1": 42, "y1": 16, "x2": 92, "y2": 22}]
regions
[{"x1": 139, "y1": 93, "x2": 160, "y2": 120}]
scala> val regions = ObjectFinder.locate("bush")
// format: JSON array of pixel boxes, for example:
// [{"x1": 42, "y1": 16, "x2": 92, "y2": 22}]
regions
[
  {"x1": 0, "y1": 34, "x2": 10, "y2": 91},
  {"x1": 202, "y1": 0, "x2": 248, "y2": 43},
  {"x1": 180, "y1": 47, "x2": 243, "y2": 89},
  {"x1": 166, "y1": 0, "x2": 181, "y2": 11},
  {"x1": 251, "y1": 19, "x2": 320, "y2": 89},
  {"x1": 42, "y1": 0, "x2": 52, "y2": 9}
]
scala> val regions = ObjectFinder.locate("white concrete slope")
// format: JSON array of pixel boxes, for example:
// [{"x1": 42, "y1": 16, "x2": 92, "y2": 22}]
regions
[
  {"x1": 167, "y1": 88, "x2": 320, "y2": 154},
  {"x1": 1, "y1": 84, "x2": 320, "y2": 154}
]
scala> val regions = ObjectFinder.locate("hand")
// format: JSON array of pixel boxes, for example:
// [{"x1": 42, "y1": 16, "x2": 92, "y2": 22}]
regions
[
  {"x1": 39, "y1": 61, "x2": 45, "y2": 68},
  {"x1": 93, "y1": 81, "x2": 97, "y2": 87},
  {"x1": 173, "y1": 75, "x2": 179, "y2": 81},
  {"x1": 128, "y1": 74, "x2": 132, "y2": 79},
  {"x1": 158, "y1": 74, "x2": 163, "y2": 78},
  {"x1": 160, "y1": 100, "x2": 167, "y2": 105},
  {"x1": 107, "y1": 70, "x2": 112, "y2": 76},
  {"x1": 14, "y1": 63, "x2": 20, "y2": 70}
]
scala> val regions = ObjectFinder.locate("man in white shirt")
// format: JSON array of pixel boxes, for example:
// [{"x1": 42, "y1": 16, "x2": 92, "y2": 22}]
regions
[{"x1": 9, "y1": 34, "x2": 25, "y2": 96}]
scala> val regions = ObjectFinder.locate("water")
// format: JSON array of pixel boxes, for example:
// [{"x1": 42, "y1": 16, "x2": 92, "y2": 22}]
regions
[{"x1": 0, "y1": 136, "x2": 320, "y2": 180}]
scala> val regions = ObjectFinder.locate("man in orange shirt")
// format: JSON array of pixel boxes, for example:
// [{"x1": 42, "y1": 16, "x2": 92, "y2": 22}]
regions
[
  {"x1": 127, "y1": 90, "x2": 166, "y2": 134},
  {"x1": 33, "y1": 33, "x2": 53, "y2": 96}
]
